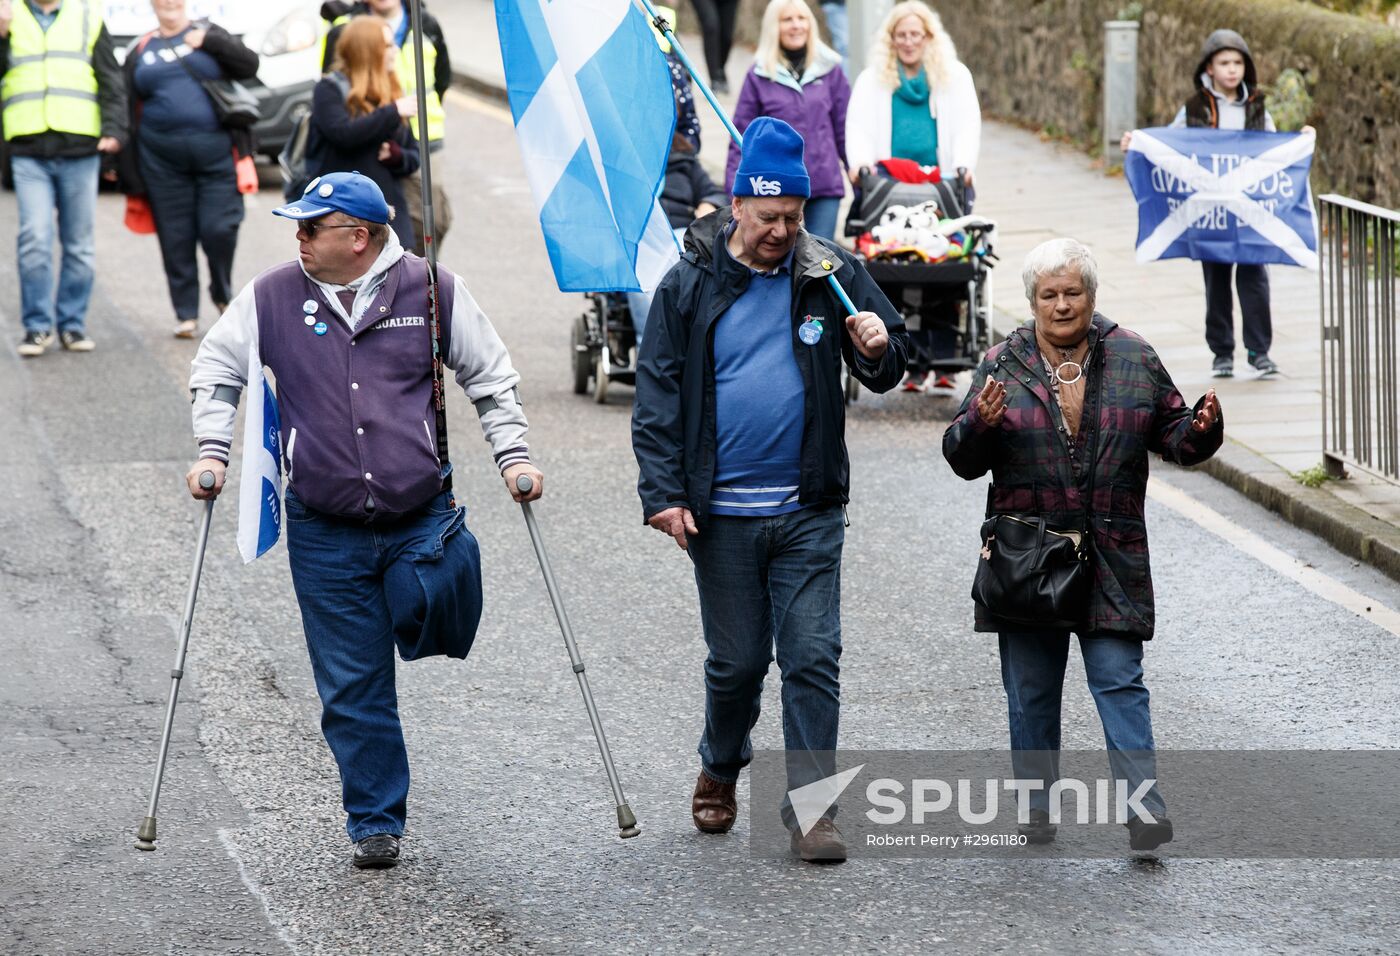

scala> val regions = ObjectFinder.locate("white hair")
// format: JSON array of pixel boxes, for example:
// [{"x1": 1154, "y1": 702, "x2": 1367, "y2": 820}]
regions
[
  {"x1": 1021, "y1": 238, "x2": 1099, "y2": 302},
  {"x1": 754, "y1": 0, "x2": 839, "y2": 77}
]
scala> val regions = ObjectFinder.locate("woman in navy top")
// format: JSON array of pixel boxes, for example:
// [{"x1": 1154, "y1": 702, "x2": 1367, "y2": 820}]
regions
[
  {"x1": 122, "y1": 0, "x2": 258, "y2": 339},
  {"x1": 308, "y1": 15, "x2": 421, "y2": 250}
]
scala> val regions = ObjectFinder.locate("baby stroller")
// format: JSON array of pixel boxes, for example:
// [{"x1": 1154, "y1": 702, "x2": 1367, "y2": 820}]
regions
[
  {"x1": 844, "y1": 160, "x2": 997, "y2": 399},
  {"x1": 572, "y1": 292, "x2": 639, "y2": 404}
]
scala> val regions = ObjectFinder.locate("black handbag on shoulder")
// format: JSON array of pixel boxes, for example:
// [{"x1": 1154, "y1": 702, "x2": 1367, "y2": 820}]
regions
[
  {"x1": 173, "y1": 32, "x2": 261, "y2": 129},
  {"x1": 971, "y1": 347, "x2": 1102, "y2": 630}
]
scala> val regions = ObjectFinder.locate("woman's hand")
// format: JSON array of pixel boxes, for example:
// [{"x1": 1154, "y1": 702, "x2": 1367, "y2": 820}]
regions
[
  {"x1": 185, "y1": 27, "x2": 206, "y2": 48},
  {"x1": 1119, "y1": 130, "x2": 1134, "y2": 152},
  {"x1": 394, "y1": 96, "x2": 419, "y2": 119},
  {"x1": 694, "y1": 201, "x2": 717, "y2": 218},
  {"x1": 848, "y1": 166, "x2": 863, "y2": 185},
  {"x1": 378, "y1": 141, "x2": 392, "y2": 162},
  {"x1": 976, "y1": 378, "x2": 1008, "y2": 427},
  {"x1": 1191, "y1": 388, "x2": 1221, "y2": 433}
]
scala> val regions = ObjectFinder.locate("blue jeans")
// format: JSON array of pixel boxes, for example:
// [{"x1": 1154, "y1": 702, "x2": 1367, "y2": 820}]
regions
[
  {"x1": 803, "y1": 196, "x2": 841, "y2": 242},
  {"x1": 284, "y1": 487, "x2": 481, "y2": 842},
  {"x1": 998, "y1": 631, "x2": 1166, "y2": 818},
  {"x1": 820, "y1": 2, "x2": 849, "y2": 64},
  {"x1": 687, "y1": 506, "x2": 844, "y2": 804},
  {"x1": 12, "y1": 154, "x2": 99, "y2": 335}
]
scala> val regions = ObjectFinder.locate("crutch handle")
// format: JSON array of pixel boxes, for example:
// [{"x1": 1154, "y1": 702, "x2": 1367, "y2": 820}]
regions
[
  {"x1": 199, "y1": 471, "x2": 216, "y2": 490},
  {"x1": 515, "y1": 474, "x2": 534, "y2": 494}
]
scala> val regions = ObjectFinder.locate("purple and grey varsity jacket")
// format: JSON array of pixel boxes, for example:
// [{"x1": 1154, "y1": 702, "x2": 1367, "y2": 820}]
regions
[{"x1": 190, "y1": 235, "x2": 531, "y2": 521}]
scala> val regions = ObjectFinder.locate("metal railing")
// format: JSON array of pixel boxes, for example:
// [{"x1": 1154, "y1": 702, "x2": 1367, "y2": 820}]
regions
[{"x1": 1320, "y1": 194, "x2": 1400, "y2": 484}]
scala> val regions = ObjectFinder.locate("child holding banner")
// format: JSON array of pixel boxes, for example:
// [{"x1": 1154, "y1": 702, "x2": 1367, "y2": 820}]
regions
[{"x1": 1124, "y1": 29, "x2": 1307, "y2": 380}]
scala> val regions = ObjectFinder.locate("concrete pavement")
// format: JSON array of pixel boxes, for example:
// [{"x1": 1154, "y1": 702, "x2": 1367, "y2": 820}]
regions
[{"x1": 438, "y1": 0, "x2": 1400, "y2": 581}]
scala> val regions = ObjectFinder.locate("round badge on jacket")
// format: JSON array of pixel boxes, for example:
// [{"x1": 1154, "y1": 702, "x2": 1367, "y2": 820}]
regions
[{"x1": 798, "y1": 318, "x2": 824, "y2": 345}]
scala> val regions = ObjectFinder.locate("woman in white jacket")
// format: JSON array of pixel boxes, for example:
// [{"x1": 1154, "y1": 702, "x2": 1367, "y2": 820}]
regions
[
  {"x1": 845, "y1": 0, "x2": 980, "y2": 390},
  {"x1": 845, "y1": 1, "x2": 980, "y2": 188}
]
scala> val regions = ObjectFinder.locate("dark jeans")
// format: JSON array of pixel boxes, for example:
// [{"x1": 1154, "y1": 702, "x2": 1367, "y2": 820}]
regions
[
  {"x1": 998, "y1": 631, "x2": 1166, "y2": 820},
  {"x1": 139, "y1": 126, "x2": 244, "y2": 320},
  {"x1": 689, "y1": 0, "x2": 739, "y2": 86},
  {"x1": 284, "y1": 487, "x2": 479, "y2": 842},
  {"x1": 687, "y1": 506, "x2": 844, "y2": 814},
  {"x1": 1202, "y1": 260, "x2": 1272, "y2": 359}
]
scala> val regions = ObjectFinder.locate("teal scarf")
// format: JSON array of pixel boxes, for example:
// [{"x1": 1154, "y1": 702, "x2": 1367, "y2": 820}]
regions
[{"x1": 890, "y1": 69, "x2": 939, "y2": 167}]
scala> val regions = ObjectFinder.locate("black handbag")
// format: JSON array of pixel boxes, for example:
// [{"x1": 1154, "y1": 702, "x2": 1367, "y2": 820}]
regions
[
  {"x1": 971, "y1": 347, "x2": 1102, "y2": 629},
  {"x1": 173, "y1": 36, "x2": 261, "y2": 129}
]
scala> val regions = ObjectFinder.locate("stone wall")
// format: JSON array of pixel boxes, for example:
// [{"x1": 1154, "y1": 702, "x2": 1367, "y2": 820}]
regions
[{"x1": 701, "y1": 0, "x2": 1400, "y2": 205}]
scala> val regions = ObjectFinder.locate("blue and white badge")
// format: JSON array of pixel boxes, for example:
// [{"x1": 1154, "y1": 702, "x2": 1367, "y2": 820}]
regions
[
  {"x1": 302, "y1": 299, "x2": 318, "y2": 315},
  {"x1": 313, "y1": 321, "x2": 328, "y2": 336},
  {"x1": 798, "y1": 317, "x2": 824, "y2": 346}
]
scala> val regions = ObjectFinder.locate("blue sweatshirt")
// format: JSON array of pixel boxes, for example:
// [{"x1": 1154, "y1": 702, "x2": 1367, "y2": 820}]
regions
[{"x1": 709, "y1": 239, "x2": 806, "y2": 517}]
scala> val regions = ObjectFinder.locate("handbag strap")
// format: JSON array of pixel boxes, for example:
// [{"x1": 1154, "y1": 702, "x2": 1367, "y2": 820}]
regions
[
  {"x1": 1080, "y1": 341, "x2": 1106, "y2": 539},
  {"x1": 422, "y1": 257, "x2": 452, "y2": 492}
]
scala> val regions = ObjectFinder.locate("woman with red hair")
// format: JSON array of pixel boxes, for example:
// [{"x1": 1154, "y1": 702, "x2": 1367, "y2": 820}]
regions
[{"x1": 307, "y1": 15, "x2": 420, "y2": 248}]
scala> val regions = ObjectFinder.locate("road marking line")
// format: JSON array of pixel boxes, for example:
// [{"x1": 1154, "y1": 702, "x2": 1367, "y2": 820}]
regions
[
  {"x1": 216, "y1": 828, "x2": 299, "y2": 954},
  {"x1": 1148, "y1": 476, "x2": 1400, "y2": 637},
  {"x1": 448, "y1": 87, "x2": 513, "y2": 124}
]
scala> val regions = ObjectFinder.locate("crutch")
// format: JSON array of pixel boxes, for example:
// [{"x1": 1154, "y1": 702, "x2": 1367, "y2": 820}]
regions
[
  {"x1": 514, "y1": 475, "x2": 640, "y2": 839},
  {"x1": 135, "y1": 470, "x2": 217, "y2": 851}
]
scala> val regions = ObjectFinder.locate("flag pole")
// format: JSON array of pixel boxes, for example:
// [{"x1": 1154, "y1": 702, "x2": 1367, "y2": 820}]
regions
[
  {"x1": 407, "y1": 0, "x2": 450, "y2": 469},
  {"x1": 631, "y1": 0, "x2": 861, "y2": 317}
]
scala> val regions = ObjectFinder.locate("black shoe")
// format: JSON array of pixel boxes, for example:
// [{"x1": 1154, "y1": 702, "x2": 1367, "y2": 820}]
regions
[
  {"x1": 1248, "y1": 351, "x2": 1279, "y2": 377},
  {"x1": 352, "y1": 833, "x2": 401, "y2": 869},
  {"x1": 710, "y1": 77, "x2": 730, "y2": 95},
  {"x1": 18, "y1": 330, "x2": 53, "y2": 357},
  {"x1": 1126, "y1": 816, "x2": 1173, "y2": 851},
  {"x1": 1017, "y1": 808, "x2": 1057, "y2": 845},
  {"x1": 59, "y1": 330, "x2": 95, "y2": 352},
  {"x1": 1211, "y1": 355, "x2": 1233, "y2": 378}
]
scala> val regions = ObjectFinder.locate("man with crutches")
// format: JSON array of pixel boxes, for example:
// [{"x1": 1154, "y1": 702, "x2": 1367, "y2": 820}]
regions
[
  {"x1": 632, "y1": 118, "x2": 908, "y2": 863},
  {"x1": 183, "y1": 170, "x2": 542, "y2": 869}
]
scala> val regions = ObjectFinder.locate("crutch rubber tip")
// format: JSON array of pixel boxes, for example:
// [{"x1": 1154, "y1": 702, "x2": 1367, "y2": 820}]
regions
[
  {"x1": 617, "y1": 804, "x2": 640, "y2": 839},
  {"x1": 135, "y1": 817, "x2": 158, "y2": 851}
]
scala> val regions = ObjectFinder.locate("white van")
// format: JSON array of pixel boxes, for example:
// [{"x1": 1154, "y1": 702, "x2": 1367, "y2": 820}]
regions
[{"x1": 104, "y1": 0, "x2": 323, "y2": 159}]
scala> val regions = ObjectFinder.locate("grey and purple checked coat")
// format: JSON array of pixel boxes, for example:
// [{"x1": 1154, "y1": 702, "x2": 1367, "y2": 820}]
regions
[{"x1": 943, "y1": 313, "x2": 1223, "y2": 640}]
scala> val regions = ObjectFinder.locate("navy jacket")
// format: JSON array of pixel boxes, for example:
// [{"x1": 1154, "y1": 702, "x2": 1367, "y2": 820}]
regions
[{"x1": 632, "y1": 209, "x2": 909, "y2": 524}]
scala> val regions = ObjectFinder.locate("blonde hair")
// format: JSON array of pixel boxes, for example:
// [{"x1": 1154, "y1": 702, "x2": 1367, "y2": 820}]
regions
[
  {"x1": 754, "y1": 0, "x2": 839, "y2": 78},
  {"x1": 870, "y1": 1, "x2": 958, "y2": 91},
  {"x1": 332, "y1": 15, "x2": 404, "y2": 118}
]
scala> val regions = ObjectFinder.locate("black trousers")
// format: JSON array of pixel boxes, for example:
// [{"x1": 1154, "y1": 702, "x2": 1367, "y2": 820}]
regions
[
  {"x1": 139, "y1": 127, "x2": 244, "y2": 320},
  {"x1": 1201, "y1": 261, "x2": 1272, "y2": 359},
  {"x1": 689, "y1": 0, "x2": 739, "y2": 85}
]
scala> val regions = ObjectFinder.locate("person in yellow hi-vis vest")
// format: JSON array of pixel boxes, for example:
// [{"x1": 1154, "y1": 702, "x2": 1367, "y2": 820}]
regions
[
  {"x1": 321, "y1": 0, "x2": 450, "y2": 258},
  {"x1": 1, "y1": 0, "x2": 127, "y2": 357}
]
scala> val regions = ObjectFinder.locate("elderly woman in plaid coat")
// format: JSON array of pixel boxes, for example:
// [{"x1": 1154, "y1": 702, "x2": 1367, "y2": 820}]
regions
[{"x1": 943, "y1": 238, "x2": 1223, "y2": 852}]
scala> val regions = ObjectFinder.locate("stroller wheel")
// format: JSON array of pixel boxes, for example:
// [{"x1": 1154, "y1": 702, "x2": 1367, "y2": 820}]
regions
[
  {"x1": 571, "y1": 312, "x2": 591, "y2": 395},
  {"x1": 593, "y1": 350, "x2": 610, "y2": 404}
]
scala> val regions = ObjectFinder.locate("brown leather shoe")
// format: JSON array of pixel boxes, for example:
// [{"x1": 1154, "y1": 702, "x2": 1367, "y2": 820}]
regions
[
  {"x1": 790, "y1": 818, "x2": 847, "y2": 863},
  {"x1": 691, "y1": 772, "x2": 737, "y2": 833}
]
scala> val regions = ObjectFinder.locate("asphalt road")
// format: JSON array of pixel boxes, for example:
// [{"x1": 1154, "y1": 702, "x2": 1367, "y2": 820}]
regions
[{"x1": 2, "y1": 91, "x2": 1399, "y2": 955}]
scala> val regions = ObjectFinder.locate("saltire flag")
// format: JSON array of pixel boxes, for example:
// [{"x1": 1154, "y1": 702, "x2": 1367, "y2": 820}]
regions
[
  {"x1": 237, "y1": 345, "x2": 282, "y2": 563},
  {"x1": 1125, "y1": 127, "x2": 1318, "y2": 270},
  {"x1": 495, "y1": 0, "x2": 679, "y2": 292}
]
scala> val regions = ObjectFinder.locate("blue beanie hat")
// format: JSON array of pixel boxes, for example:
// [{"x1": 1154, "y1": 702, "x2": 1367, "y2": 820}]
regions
[{"x1": 732, "y1": 117, "x2": 810, "y2": 199}]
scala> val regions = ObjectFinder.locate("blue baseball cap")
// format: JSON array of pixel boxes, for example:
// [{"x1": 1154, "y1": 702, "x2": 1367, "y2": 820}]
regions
[{"x1": 272, "y1": 171, "x2": 390, "y2": 224}]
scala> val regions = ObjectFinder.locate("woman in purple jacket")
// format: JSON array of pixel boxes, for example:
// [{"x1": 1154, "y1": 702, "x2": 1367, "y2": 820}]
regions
[{"x1": 724, "y1": 0, "x2": 849, "y2": 240}]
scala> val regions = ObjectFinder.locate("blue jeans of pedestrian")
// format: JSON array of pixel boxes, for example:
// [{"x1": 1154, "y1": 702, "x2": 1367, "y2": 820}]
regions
[
  {"x1": 687, "y1": 505, "x2": 844, "y2": 807},
  {"x1": 284, "y1": 486, "x2": 478, "y2": 842},
  {"x1": 803, "y1": 196, "x2": 841, "y2": 242},
  {"x1": 12, "y1": 154, "x2": 99, "y2": 335},
  {"x1": 998, "y1": 631, "x2": 1166, "y2": 819},
  {"x1": 821, "y1": 2, "x2": 849, "y2": 64}
]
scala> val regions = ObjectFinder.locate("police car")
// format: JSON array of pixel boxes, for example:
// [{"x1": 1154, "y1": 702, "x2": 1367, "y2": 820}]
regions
[{"x1": 104, "y1": 0, "x2": 322, "y2": 160}]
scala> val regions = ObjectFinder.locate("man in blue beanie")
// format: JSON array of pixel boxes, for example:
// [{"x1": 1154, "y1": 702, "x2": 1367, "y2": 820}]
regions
[{"x1": 632, "y1": 117, "x2": 910, "y2": 863}]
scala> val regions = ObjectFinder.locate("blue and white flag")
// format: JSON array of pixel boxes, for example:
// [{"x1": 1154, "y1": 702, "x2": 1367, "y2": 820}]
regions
[
  {"x1": 237, "y1": 346, "x2": 282, "y2": 563},
  {"x1": 495, "y1": 0, "x2": 679, "y2": 293},
  {"x1": 1126, "y1": 127, "x2": 1318, "y2": 270}
]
